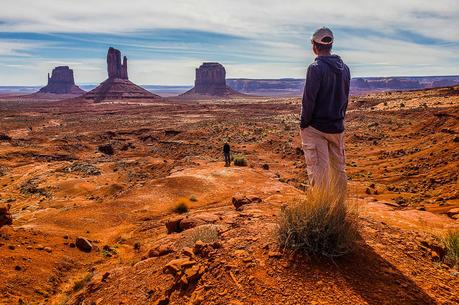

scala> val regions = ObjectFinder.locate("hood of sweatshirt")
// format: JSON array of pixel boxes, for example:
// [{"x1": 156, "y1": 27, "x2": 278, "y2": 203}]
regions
[{"x1": 317, "y1": 55, "x2": 344, "y2": 73}]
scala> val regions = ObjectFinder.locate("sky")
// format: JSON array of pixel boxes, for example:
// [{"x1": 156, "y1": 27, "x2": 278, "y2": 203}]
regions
[{"x1": 0, "y1": 0, "x2": 458, "y2": 86}]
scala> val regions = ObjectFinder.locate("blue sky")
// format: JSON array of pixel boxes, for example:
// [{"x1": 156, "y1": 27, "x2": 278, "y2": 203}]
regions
[{"x1": 0, "y1": 0, "x2": 458, "y2": 85}]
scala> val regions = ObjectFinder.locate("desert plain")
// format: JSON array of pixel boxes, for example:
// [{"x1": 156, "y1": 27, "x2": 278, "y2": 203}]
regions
[{"x1": 0, "y1": 86, "x2": 458, "y2": 304}]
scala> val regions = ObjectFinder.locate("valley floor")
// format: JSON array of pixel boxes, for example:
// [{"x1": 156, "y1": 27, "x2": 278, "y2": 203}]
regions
[{"x1": 0, "y1": 86, "x2": 458, "y2": 304}]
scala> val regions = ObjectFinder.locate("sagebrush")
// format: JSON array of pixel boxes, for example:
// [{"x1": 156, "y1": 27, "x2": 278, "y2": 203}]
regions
[
  {"x1": 443, "y1": 230, "x2": 459, "y2": 268},
  {"x1": 277, "y1": 185, "x2": 358, "y2": 258}
]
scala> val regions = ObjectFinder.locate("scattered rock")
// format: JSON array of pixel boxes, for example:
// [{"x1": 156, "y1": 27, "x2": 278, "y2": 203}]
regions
[
  {"x1": 262, "y1": 163, "x2": 270, "y2": 170},
  {"x1": 166, "y1": 216, "x2": 184, "y2": 234},
  {"x1": 62, "y1": 162, "x2": 101, "y2": 176},
  {"x1": 0, "y1": 203, "x2": 13, "y2": 228},
  {"x1": 0, "y1": 134, "x2": 12, "y2": 141},
  {"x1": 15, "y1": 265, "x2": 22, "y2": 271},
  {"x1": 44, "y1": 247, "x2": 52, "y2": 253},
  {"x1": 148, "y1": 245, "x2": 174, "y2": 257},
  {"x1": 446, "y1": 208, "x2": 459, "y2": 218},
  {"x1": 101, "y1": 272, "x2": 110, "y2": 282},
  {"x1": 163, "y1": 258, "x2": 196, "y2": 274},
  {"x1": 268, "y1": 251, "x2": 282, "y2": 258},
  {"x1": 232, "y1": 196, "x2": 262, "y2": 211},
  {"x1": 75, "y1": 237, "x2": 93, "y2": 253}
]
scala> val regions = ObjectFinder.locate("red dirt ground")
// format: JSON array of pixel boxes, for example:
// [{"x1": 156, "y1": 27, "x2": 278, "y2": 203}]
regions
[{"x1": 0, "y1": 86, "x2": 458, "y2": 304}]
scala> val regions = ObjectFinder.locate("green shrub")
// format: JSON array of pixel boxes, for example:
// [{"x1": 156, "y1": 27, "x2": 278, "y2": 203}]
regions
[
  {"x1": 173, "y1": 201, "x2": 189, "y2": 214},
  {"x1": 277, "y1": 185, "x2": 358, "y2": 258},
  {"x1": 233, "y1": 155, "x2": 248, "y2": 167},
  {"x1": 443, "y1": 231, "x2": 459, "y2": 267}
]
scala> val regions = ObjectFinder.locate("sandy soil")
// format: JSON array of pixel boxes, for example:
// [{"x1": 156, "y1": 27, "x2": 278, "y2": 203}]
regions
[{"x1": 0, "y1": 86, "x2": 458, "y2": 304}]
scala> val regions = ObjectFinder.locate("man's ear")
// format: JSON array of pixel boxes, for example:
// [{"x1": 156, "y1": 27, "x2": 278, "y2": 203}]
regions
[{"x1": 312, "y1": 44, "x2": 317, "y2": 55}]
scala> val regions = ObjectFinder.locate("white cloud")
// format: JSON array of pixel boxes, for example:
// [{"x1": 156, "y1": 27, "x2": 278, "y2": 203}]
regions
[{"x1": 0, "y1": 0, "x2": 458, "y2": 84}]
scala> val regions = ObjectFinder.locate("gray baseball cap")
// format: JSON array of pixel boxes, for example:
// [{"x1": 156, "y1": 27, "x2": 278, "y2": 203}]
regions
[{"x1": 311, "y1": 27, "x2": 334, "y2": 45}]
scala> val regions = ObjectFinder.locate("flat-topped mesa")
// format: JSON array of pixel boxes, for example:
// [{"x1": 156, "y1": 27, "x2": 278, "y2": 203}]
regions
[
  {"x1": 38, "y1": 66, "x2": 85, "y2": 94},
  {"x1": 181, "y1": 62, "x2": 243, "y2": 97},
  {"x1": 107, "y1": 47, "x2": 128, "y2": 80},
  {"x1": 84, "y1": 47, "x2": 160, "y2": 102},
  {"x1": 194, "y1": 62, "x2": 226, "y2": 94}
]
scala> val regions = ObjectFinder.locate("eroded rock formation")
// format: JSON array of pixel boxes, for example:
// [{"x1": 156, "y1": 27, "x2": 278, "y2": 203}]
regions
[
  {"x1": 107, "y1": 47, "x2": 128, "y2": 80},
  {"x1": 181, "y1": 62, "x2": 243, "y2": 97},
  {"x1": 38, "y1": 66, "x2": 85, "y2": 94},
  {"x1": 85, "y1": 47, "x2": 160, "y2": 102}
]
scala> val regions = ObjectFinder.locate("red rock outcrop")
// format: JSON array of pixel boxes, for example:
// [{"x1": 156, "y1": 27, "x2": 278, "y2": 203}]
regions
[
  {"x1": 85, "y1": 47, "x2": 160, "y2": 102},
  {"x1": 107, "y1": 47, "x2": 128, "y2": 80},
  {"x1": 38, "y1": 66, "x2": 85, "y2": 94},
  {"x1": 181, "y1": 62, "x2": 243, "y2": 98}
]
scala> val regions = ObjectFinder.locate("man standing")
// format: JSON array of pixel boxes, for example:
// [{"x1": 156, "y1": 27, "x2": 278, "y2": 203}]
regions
[
  {"x1": 223, "y1": 142, "x2": 231, "y2": 167},
  {"x1": 300, "y1": 27, "x2": 351, "y2": 193}
]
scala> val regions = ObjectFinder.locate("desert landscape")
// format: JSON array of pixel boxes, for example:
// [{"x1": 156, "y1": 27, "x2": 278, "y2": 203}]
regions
[{"x1": 0, "y1": 47, "x2": 458, "y2": 304}]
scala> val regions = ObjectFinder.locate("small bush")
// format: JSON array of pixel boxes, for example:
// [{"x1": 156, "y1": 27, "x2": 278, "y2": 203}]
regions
[
  {"x1": 277, "y1": 185, "x2": 358, "y2": 258},
  {"x1": 443, "y1": 231, "x2": 459, "y2": 267},
  {"x1": 173, "y1": 201, "x2": 189, "y2": 214},
  {"x1": 179, "y1": 224, "x2": 220, "y2": 248},
  {"x1": 72, "y1": 273, "x2": 93, "y2": 292},
  {"x1": 233, "y1": 155, "x2": 248, "y2": 167},
  {"x1": 189, "y1": 195, "x2": 198, "y2": 202}
]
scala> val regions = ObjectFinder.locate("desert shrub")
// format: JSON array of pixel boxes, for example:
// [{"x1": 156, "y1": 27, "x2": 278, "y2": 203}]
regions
[
  {"x1": 233, "y1": 155, "x2": 248, "y2": 167},
  {"x1": 442, "y1": 231, "x2": 459, "y2": 267},
  {"x1": 277, "y1": 185, "x2": 358, "y2": 258},
  {"x1": 72, "y1": 272, "x2": 93, "y2": 292},
  {"x1": 179, "y1": 224, "x2": 220, "y2": 248},
  {"x1": 189, "y1": 195, "x2": 198, "y2": 202},
  {"x1": 173, "y1": 201, "x2": 189, "y2": 214}
]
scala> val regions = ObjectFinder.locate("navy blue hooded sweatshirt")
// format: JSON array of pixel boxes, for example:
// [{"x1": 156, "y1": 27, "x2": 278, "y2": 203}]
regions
[{"x1": 300, "y1": 55, "x2": 350, "y2": 133}]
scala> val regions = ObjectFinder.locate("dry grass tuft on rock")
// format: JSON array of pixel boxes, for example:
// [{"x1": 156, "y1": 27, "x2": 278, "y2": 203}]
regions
[
  {"x1": 277, "y1": 185, "x2": 359, "y2": 258},
  {"x1": 442, "y1": 230, "x2": 459, "y2": 268}
]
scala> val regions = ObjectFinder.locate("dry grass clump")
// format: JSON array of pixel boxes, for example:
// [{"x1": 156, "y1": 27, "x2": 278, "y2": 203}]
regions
[
  {"x1": 277, "y1": 185, "x2": 358, "y2": 258},
  {"x1": 179, "y1": 224, "x2": 220, "y2": 248},
  {"x1": 172, "y1": 200, "x2": 189, "y2": 214},
  {"x1": 233, "y1": 155, "x2": 248, "y2": 167},
  {"x1": 443, "y1": 230, "x2": 459, "y2": 268}
]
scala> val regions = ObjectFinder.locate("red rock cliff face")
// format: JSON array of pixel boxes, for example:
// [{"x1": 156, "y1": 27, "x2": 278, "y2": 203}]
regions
[
  {"x1": 38, "y1": 66, "x2": 85, "y2": 94},
  {"x1": 194, "y1": 63, "x2": 227, "y2": 94},
  {"x1": 107, "y1": 47, "x2": 128, "y2": 80},
  {"x1": 181, "y1": 62, "x2": 243, "y2": 97}
]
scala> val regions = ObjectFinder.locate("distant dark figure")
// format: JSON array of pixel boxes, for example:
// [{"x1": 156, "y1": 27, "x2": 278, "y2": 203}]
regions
[{"x1": 223, "y1": 143, "x2": 231, "y2": 166}]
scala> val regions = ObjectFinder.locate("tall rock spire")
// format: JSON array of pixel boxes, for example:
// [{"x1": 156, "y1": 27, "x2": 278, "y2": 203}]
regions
[{"x1": 107, "y1": 47, "x2": 129, "y2": 80}]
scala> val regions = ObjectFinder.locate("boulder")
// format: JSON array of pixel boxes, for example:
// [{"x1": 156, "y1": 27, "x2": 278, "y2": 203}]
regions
[
  {"x1": 38, "y1": 66, "x2": 85, "y2": 94},
  {"x1": 0, "y1": 203, "x2": 13, "y2": 227},
  {"x1": 447, "y1": 208, "x2": 459, "y2": 218},
  {"x1": 166, "y1": 216, "x2": 184, "y2": 234},
  {"x1": 166, "y1": 213, "x2": 220, "y2": 233},
  {"x1": 98, "y1": 144, "x2": 114, "y2": 155},
  {"x1": 232, "y1": 196, "x2": 262, "y2": 210},
  {"x1": 179, "y1": 213, "x2": 219, "y2": 231},
  {"x1": 75, "y1": 237, "x2": 93, "y2": 252}
]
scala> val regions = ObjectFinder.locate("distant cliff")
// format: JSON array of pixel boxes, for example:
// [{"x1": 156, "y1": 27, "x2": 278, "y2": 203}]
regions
[{"x1": 227, "y1": 75, "x2": 459, "y2": 96}]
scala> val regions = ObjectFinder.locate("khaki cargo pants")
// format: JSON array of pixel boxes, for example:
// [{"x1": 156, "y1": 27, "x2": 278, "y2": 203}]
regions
[{"x1": 300, "y1": 126, "x2": 347, "y2": 193}]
